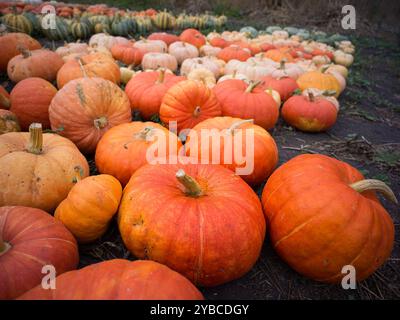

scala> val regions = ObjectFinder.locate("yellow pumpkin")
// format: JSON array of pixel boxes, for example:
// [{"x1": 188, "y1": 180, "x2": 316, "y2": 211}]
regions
[{"x1": 297, "y1": 70, "x2": 341, "y2": 98}]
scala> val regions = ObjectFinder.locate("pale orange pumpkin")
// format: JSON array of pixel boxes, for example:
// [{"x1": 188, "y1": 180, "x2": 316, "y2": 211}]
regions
[{"x1": 168, "y1": 41, "x2": 199, "y2": 65}]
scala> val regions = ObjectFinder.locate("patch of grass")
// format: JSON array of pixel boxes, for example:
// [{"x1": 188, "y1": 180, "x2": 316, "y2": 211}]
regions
[{"x1": 373, "y1": 151, "x2": 400, "y2": 168}]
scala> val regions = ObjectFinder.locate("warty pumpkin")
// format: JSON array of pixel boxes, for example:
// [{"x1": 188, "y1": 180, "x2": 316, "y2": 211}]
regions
[
  {"x1": 0, "y1": 206, "x2": 79, "y2": 300},
  {"x1": 261, "y1": 154, "x2": 396, "y2": 283},
  {"x1": 118, "y1": 163, "x2": 266, "y2": 286},
  {"x1": 0, "y1": 109, "x2": 20, "y2": 135},
  {"x1": 49, "y1": 77, "x2": 132, "y2": 154}
]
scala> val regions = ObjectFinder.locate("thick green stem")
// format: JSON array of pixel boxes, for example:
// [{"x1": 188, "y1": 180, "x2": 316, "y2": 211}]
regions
[
  {"x1": 350, "y1": 179, "x2": 398, "y2": 204},
  {"x1": 176, "y1": 169, "x2": 203, "y2": 197},
  {"x1": 27, "y1": 123, "x2": 43, "y2": 155}
]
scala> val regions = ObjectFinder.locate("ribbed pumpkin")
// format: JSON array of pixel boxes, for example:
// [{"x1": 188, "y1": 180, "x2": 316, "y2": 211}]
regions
[
  {"x1": 49, "y1": 77, "x2": 132, "y2": 154},
  {"x1": 0, "y1": 109, "x2": 20, "y2": 135},
  {"x1": 19, "y1": 259, "x2": 203, "y2": 300},
  {"x1": 168, "y1": 41, "x2": 199, "y2": 65},
  {"x1": 125, "y1": 69, "x2": 185, "y2": 120},
  {"x1": 148, "y1": 32, "x2": 179, "y2": 46},
  {"x1": 0, "y1": 33, "x2": 41, "y2": 72},
  {"x1": 2, "y1": 13, "x2": 33, "y2": 35},
  {"x1": 133, "y1": 39, "x2": 167, "y2": 54},
  {"x1": 297, "y1": 69, "x2": 341, "y2": 97},
  {"x1": 0, "y1": 85, "x2": 10, "y2": 109},
  {"x1": 7, "y1": 48, "x2": 64, "y2": 83},
  {"x1": 213, "y1": 79, "x2": 279, "y2": 130},
  {"x1": 0, "y1": 123, "x2": 89, "y2": 212},
  {"x1": 70, "y1": 20, "x2": 91, "y2": 39},
  {"x1": 179, "y1": 28, "x2": 206, "y2": 49},
  {"x1": 160, "y1": 80, "x2": 222, "y2": 132},
  {"x1": 261, "y1": 154, "x2": 396, "y2": 283},
  {"x1": 0, "y1": 206, "x2": 79, "y2": 300},
  {"x1": 217, "y1": 46, "x2": 252, "y2": 62},
  {"x1": 56, "y1": 52, "x2": 120, "y2": 89},
  {"x1": 10, "y1": 77, "x2": 57, "y2": 130},
  {"x1": 260, "y1": 76, "x2": 299, "y2": 101},
  {"x1": 55, "y1": 170, "x2": 122, "y2": 243},
  {"x1": 141, "y1": 52, "x2": 178, "y2": 72},
  {"x1": 111, "y1": 43, "x2": 143, "y2": 66},
  {"x1": 95, "y1": 122, "x2": 182, "y2": 186},
  {"x1": 186, "y1": 117, "x2": 278, "y2": 186},
  {"x1": 264, "y1": 48, "x2": 294, "y2": 62}
]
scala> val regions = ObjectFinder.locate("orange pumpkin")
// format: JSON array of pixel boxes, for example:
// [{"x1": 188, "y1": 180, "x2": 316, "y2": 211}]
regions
[
  {"x1": 179, "y1": 28, "x2": 206, "y2": 49},
  {"x1": 0, "y1": 206, "x2": 79, "y2": 300},
  {"x1": 111, "y1": 43, "x2": 143, "y2": 66},
  {"x1": 217, "y1": 45, "x2": 251, "y2": 62},
  {"x1": 0, "y1": 109, "x2": 20, "y2": 135},
  {"x1": 49, "y1": 77, "x2": 132, "y2": 154},
  {"x1": 148, "y1": 32, "x2": 179, "y2": 46},
  {"x1": 0, "y1": 32, "x2": 41, "y2": 72},
  {"x1": 260, "y1": 76, "x2": 299, "y2": 101},
  {"x1": 297, "y1": 69, "x2": 341, "y2": 97},
  {"x1": 7, "y1": 48, "x2": 64, "y2": 83},
  {"x1": 185, "y1": 117, "x2": 279, "y2": 186},
  {"x1": 125, "y1": 69, "x2": 185, "y2": 120},
  {"x1": 264, "y1": 48, "x2": 294, "y2": 62},
  {"x1": 160, "y1": 80, "x2": 222, "y2": 132},
  {"x1": 95, "y1": 121, "x2": 182, "y2": 186},
  {"x1": 0, "y1": 85, "x2": 10, "y2": 109},
  {"x1": 213, "y1": 79, "x2": 279, "y2": 130},
  {"x1": 19, "y1": 259, "x2": 203, "y2": 300},
  {"x1": 118, "y1": 163, "x2": 266, "y2": 286},
  {"x1": 261, "y1": 154, "x2": 396, "y2": 283},
  {"x1": 56, "y1": 53, "x2": 120, "y2": 89},
  {"x1": 10, "y1": 77, "x2": 57, "y2": 130},
  {"x1": 210, "y1": 37, "x2": 230, "y2": 48}
]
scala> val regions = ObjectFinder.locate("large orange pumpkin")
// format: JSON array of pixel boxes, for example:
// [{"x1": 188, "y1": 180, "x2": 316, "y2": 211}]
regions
[
  {"x1": 0, "y1": 32, "x2": 41, "y2": 72},
  {"x1": 261, "y1": 154, "x2": 396, "y2": 283},
  {"x1": 213, "y1": 79, "x2": 279, "y2": 130},
  {"x1": 179, "y1": 28, "x2": 206, "y2": 49},
  {"x1": 125, "y1": 69, "x2": 185, "y2": 120},
  {"x1": 95, "y1": 121, "x2": 182, "y2": 186},
  {"x1": 118, "y1": 163, "x2": 266, "y2": 286},
  {"x1": 19, "y1": 259, "x2": 203, "y2": 300},
  {"x1": 49, "y1": 77, "x2": 132, "y2": 154},
  {"x1": 0, "y1": 206, "x2": 79, "y2": 300},
  {"x1": 7, "y1": 48, "x2": 64, "y2": 83},
  {"x1": 10, "y1": 77, "x2": 57, "y2": 130},
  {"x1": 185, "y1": 117, "x2": 278, "y2": 186},
  {"x1": 160, "y1": 80, "x2": 222, "y2": 133},
  {"x1": 297, "y1": 69, "x2": 341, "y2": 97},
  {"x1": 56, "y1": 52, "x2": 120, "y2": 89}
]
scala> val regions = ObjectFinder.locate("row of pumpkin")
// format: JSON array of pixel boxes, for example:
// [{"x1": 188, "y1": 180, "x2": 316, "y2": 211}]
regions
[{"x1": 0, "y1": 27, "x2": 396, "y2": 300}]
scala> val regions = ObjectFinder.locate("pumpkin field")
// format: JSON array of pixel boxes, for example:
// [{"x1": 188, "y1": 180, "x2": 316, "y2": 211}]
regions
[{"x1": 0, "y1": 1, "x2": 399, "y2": 301}]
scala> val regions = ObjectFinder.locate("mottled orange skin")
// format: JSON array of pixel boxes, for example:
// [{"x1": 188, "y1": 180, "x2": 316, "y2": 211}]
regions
[
  {"x1": 281, "y1": 95, "x2": 338, "y2": 132},
  {"x1": 125, "y1": 70, "x2": 185, "y2": 120},
  {"x1": 19, "y1": 259, "x2": 203, "y2": 300},
  {"x1": 261, "y1": 154, "x2": 395, "y2": 283},
  {"x1": 10, "y1": 77, "x2": 57, "y2": 130},
  {"x1": 55, "y1": 174, "x2": 122, "y2": 243},
  {"x1": 95, "y1": 121, "x2": 182, "y2": 186},
  {"x1": 217, "y1": 46, "x2": 251, "y2": 62},
  {"x1": 297, "y1": 71, "x2": 341, "y2": 97},
  {"x1": 160, "y1": 80, "x2": 222, "y2": 133},
  {"x1": 185, "y1": 116, "x2": 279, "y2": 186},
  {"x1": 118, "y1": 163, "x2": 266, "y2": 287},
  {"x1": 49, "y1": 77, "x2": 132, "y2": 154},
  {"x1": 213, "y1": 79, "x2": 279, "y2": 130},
  {"x1": 180, "y1": 29, "x2": 206, "y2": 49},
  {"x1": 0, "y1": 206, "x2": 78, "y2": 300}
]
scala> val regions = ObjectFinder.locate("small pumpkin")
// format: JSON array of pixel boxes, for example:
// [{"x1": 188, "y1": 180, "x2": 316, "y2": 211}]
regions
[
  {"x1": 180, "y1": 57, "x2": 223, "y2": 78},
  {"x1": 133, "y1": 38, "x2": 167, "y2": 54},
  {"x1": 187, "y1": 68, "x2": 216, "y2": 88},
  {"x1": 168, "y1": 41, "x2": 199, "y2": 65},
  {"x1": 261, "y1": 154, "x2": 396, "y2": 283},
  {"x1": 297, "y1": 69, "x2": 341, "y2": 97},
  {"x1": 264, "y1": 48, "x2": 294, "y2": 62},
  {"x1": 333, "y1": 50, "x2": 354, "y2": 67},
  {"x1": 141, "y1": 52, "x2": 178, "y2": 72},
  {"x1": 55, "y1": 169, "x2": 122, "y2": 243},
  {"x1": 179, "y1": 28, "x2": 206, "y2": 49},
  {"x1": 120, "y1": 66, "x2": 136, "y2": 84},
  {"x1": 0, "y1": 206, "x2": 79, "y2": 300},
  {"x1": 0, "y1": 109, "x2": 20, "y2": 135},
  {"x1": 111, "y1": 43, "x2": 143, "y2": 66},
  {"x1": 199, "y1": 44, "x2": 221, "y2": 57},
  {"x1": 89, "y1": 33, "x2": 130, "y2": 50},
  {"x1": 217, "y1": 45, "x2": 252, "y2": 63},
  {"x1": 55, "y1": 42, "x2": 89, "y2": 60},
  {"x1": 160, "y1": 80, "x2": 222, "y2": 132},
  {"x1": 148, "y1": 32, "x2": 179, "y2": 46}
]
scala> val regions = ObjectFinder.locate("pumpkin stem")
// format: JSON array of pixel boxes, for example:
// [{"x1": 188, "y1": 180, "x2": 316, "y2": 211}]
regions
[
  {"x1": 77, "y1": 59, "x2": 88, "y2": 78},
  {"x1": 321, "y1": 65, "x2": 329, "y2": 73},
  {"x1": 279, "y1": 59, "x2": 287, "y2": 69},
  {"x1": 245, "y1": 80, "x2": 261, "y2": 93},
  {"x1": 308, "y1": 91, "x2": 315, "y2": 102},
  {"x1": 156, "y1": 68, "x2": 166, "y2": 84},
  {"x1": 176, "y1": 169, "x2": 203, "y2": 198},
  {"x1": 193, "y1": 106, "x2": 201, "y2": 117},
  {"x1": 322, "y1": 90, "x2": 337, "y2": 97},
  {"x1": 350, "y1": 179, "x2": 398, "y2": 204},
  {"x1": 227, "y1": 119, "x2": 254, "y2": 134},
  {"x1": 0, "y1": 93, "x2": 10, "y2": 109},
  {"x1": 73, "y1": 166, "x2": 83, "y2": 183},
  {"x1": 17, "y1": 46, "x2": 31, "y2": 59},
  {"x1": 134, "y1": 126, "x2": 154, "y2": 141},
  {"x1": 27, "y1": 123, "x2": 43, "y2": 155},
  {"x1": 93, "y1": 116, "x2": 108, "y2": 129},
  {"x1": 0, "y1": 233, "x2": 11, "y2": 256}
]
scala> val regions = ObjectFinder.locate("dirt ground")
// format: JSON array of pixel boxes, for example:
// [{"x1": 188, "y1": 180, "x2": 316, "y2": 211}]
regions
[{"x1": 1, "y1": 8, "x2": 399, "y2": 300}]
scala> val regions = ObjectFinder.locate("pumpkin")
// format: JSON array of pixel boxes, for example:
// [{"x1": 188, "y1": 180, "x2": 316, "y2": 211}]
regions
[
  {"x1": 268, "y1": 60, "x2": 304, "y2": 80},
  {"x1": 89, "y1": 33, "x2": 130, "y2": 50},
  {"x1": 2, "y1": 13, "x2": 33, "y2": 35},
  {"x1": 281, "y1": 90, "x2": 338, "y2": 132},
  {"x1": 95, "y1": 122, "x2": 182, "y2": 186},
  {"x1": 19, "y1": 259, "x2": 203, "y2": 300},
  {"x1": 218, "y1": 70, "x2": 248, "y2": 83},
  {"x1": 333, "y1": 50, "x2": 354, "y2": 67},
  {"x1": 209, "y1": 36, "x2": 230, "y2": 48},
  {"x1": 0, "y1": 206, "x2": 79, "y2": 300},
  {"x1": 260, "y1": 76, "x2": 299, "y2": 101},
  {"x1": 265, "y1": 87, "x2": 282, "y2": 107},
  {"x1": 261, "y1": 154, "x2": 396, "y2": 283},
  {"x1": 168, "y1": 41, "x2": 199, "y2": 65},
  {"x1": 213, "y1": 80, "x2": 279, "y2": 130},
  {"x1": 111, "y1": 43, "x2": 143, "y2": 66},
  {"x1": 297, "y1": 70, "x2": 341, "y2": 97},
  {"x1": 199, "y1": 44, "x2": 221, "y2": 57},
  {"x1": 141, "y1": 52, "x2": 178, "y2": 72},
  {"x1": 133, "y1": 39, "x2": 167, "y2": 54},
  {"x1": 55, "y1": 170, "x2": 122, "y2": 243},
  {"x1": 186, "y1": 117, "x2": 278, "y2": 186},
  {"x1": 217, "y1": 45, "x2": 252, "y2": 63},
  {"x1": 0, "y1": 33, "x2": 41, "y2": 72},
  {"x1": 0, "y1": 85, "x2": 10, "y2": 109},
  {"x1": 7, "y1": 48, "x2": 64, "y2": 83},
  {"x1": 55, "y1": 42, "x2": 89, "y2": 60},
  {"x1": 148, "y1": 32, "x2": 179, "y2": 46},
  {"x1": 0, "y1": 123, "x2": 89, "y2": 211},
  {"x1": 56, "y1": 52, "x2": 120, "y2": 89},
  {"x1": 0, "y1": 109, "x2": 20, "y2": 135},
  {"x1": 49, "y1": 77, "x2": 131, "y2": 154},
  {"x1": 187, "y1": 68, "x2": 216, "y2": 88},
  {"x1": 118, "y1": 163, "x2": 266, "y2": 286},
  {"x1": 179, "y1": 28, "x2": 206, "y2": 49},
  {"x1": 324, "y1": 64, "x2": 348, "y2": 78},
  {"x1": 10, "y1": 77, "x2": 57, "y2": 131},
  {"x1": 224, "y1": 59, "x2": 272, "y2": 81},
  {"x1": 120, "y1": 66, "x2": 136, "y2": 84},
  {"x1": 160, "y1": 80, "x2": 222, "y2": 132},
  {"x1": 264, "y1": 48, "x2": 294, "y2": 62},
  {"x1": 125, "y1": 69, "x2": 185, "y2": 120},
  {"x1": 180, "y1": 57, "x2": 223, "y2": 78}
]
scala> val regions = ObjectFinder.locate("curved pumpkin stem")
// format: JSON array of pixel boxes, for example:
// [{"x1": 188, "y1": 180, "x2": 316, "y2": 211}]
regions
[
  {"x1": 77, "y1": 59, "x2": 88, "y2": 78},
  {"x1": 350, "y1": 179, "x2": 398, "y2": 204},
  {"x1": 245, "y1": 80, "x2": 261, "y2": 93},
  {"x1": 94, "y1": 116, "x2": 108, "y2": 129},
  {"x1": 320, "y1": 65, "x2": 329, "y2": 73},
  {"x1": 0, "y1": 93, "x2": 10, "y2": 109},
  {"x1": 134, "y1": 126, "x2": 155, "y2": 141},
  {"x1": 228, "y1": 119, "x2": 254, "y2": 134},
  {"x1": 27, "y1": 123, "x2": 43, "y2": 155},
  {"x1": 176, "y1": 169, "x2": 203, "y2": 198},
  {"x1": 156, "y1": 68, "x2": 166, "y2": 84}
]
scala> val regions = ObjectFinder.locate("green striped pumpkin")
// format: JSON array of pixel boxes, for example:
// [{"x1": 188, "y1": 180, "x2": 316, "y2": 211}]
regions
[
  {"x1": 2, "y1": 13, "x2": 33, "y2": 35},
  {"x1": 111, "y1": 17, "x2": 135, "y2": 36},
  {"x1": 70, "y1": 20, "x2": 91, "y2": 39},
  {"x1": 41, "y1": 16, "x2": 72, "y2": 41},
  {"x1": 152, "y1": 10, "x2": 175, "y2": 30},
  {"x1": 22, "y1": 12, "x2": 41, "y2": 34}
]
